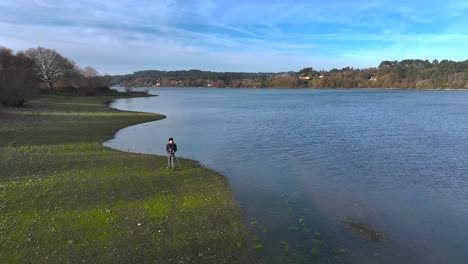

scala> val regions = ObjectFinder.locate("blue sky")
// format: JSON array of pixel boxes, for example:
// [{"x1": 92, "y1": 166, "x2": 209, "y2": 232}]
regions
[{"x1": 1, "y1": 0, "x2": 467, "y2": 74}]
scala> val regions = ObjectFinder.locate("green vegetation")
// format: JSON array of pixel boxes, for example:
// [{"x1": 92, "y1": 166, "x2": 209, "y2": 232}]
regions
[
  {"x1": 114, "y1": 59, "x2": 468, "y2": 89},
  {"x1": 288, "y1": 226, "x2": 300, "y2": 231},
  {"x1": 311, "y1": 238, "x2": 324, "y2": 257},
  {"x1": 0, "y1": 93, "x2": 252, "y2": 263},
  {"x1": 112, "y1": 70, "x2": 276, "y2": 88},
  {"x1": 305, "y1": 59, "x2": 468, "y2": 89},
  {"x1": 253, "y1": 244, "x2": 263, "y2": 250},
  {"x1": 1, "y1": 46, "x2": 114, "y2": 108},
  {"x1": 333, "y1": 248, "x2": 348, "y2": 255},
  {"x1": 280, "y1": 241, "x2": 290, "y2": 254},
  {"x1": 343, "y1": 219, "x2": 386, "y2": 242}
]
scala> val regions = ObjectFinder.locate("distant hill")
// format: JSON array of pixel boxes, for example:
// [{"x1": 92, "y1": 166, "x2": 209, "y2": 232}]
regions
[
  {"x1": 110, "y1": 70, "x2": 278, "y2": 88},
  {"x1": 112, "y1": 60, "x2": 468, "y2": 90}
]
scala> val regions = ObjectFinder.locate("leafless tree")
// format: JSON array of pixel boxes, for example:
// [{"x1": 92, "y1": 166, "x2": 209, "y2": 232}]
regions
[
  {"x1": 76, "y1": 66, "x2": 111, "y2": 95},
  {"x1": 0, "y1": 47, "x2": 39, "y2": 107},
  {"x1": 25, "y1": 46, "x2": 76, "y2": 90},
  {"x1": 81, "y1": 66, "x2": 100, "y2": 78}
]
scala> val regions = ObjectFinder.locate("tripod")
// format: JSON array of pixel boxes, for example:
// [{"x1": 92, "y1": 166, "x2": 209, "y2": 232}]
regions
[{"x1": 170, "y1": 153, "x2": 182, "y2": 168}]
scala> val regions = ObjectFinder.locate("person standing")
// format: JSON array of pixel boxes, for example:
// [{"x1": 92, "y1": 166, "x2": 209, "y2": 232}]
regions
[{"x1": 166, "y1": 137, "x2": 177, "y2": 169}]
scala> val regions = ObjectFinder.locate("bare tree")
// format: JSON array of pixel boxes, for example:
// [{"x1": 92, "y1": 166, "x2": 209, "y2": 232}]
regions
[
  {"x1": 25, "y1": 46, "x2": 75, "y2": 90},
  {"x1": 81, "y1": 66, "x2": 100, "y2": 78},
  {"x1": 0, "y1": 47, "x2": 39, "y2": 107},
  {"x1": 76, "y1": 66, "x2": 111, "y2": 95}
]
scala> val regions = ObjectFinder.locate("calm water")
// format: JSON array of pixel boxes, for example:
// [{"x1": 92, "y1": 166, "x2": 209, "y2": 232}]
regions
[{"x1": 105, "y1": 87, "x2": 468, "y2": 263}]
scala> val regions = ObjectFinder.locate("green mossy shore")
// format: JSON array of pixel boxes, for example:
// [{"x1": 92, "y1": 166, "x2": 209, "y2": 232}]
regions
[{"x1": 0, "y1": 94, "x2": 252, "y2": 263}]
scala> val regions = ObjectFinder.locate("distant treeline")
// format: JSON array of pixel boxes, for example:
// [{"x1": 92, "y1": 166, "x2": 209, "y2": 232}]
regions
[
  {"x1": 114, "y1": 59, "x2": 468, "y2": 90},
  {"x1": 111, "y1": 70, "x2": 278, "y2": 88}
]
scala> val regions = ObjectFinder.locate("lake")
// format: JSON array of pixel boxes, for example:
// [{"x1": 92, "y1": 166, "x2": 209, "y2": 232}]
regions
[{"x1": 105, "y1": 87, "x2": 468, "y2": 263}]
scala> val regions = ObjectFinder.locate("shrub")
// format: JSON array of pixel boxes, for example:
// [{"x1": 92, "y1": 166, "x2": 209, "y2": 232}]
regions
[{"x1": 0, "y1": 48, "x2": 39, "y2": 107}]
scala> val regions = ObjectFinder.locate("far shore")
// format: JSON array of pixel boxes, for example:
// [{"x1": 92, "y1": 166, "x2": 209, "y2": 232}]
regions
[{"x1": 121, "y1": 86, "x2": 468, "y2": 91}]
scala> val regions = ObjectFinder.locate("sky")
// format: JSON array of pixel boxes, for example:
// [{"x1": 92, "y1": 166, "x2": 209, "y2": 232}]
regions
[{"x1": 1, "y1": 0, "x2": 467, "y2": 74}]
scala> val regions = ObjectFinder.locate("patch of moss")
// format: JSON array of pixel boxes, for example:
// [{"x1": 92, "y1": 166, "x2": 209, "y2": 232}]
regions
[
  {"x1": 311, "y1": 238, "x2": 324, "y2": 257},
  {"x1": 280, "y1": 241, "x2": 290, "y2": 254},
  {"x1": 143, "y1": 195, "x2": 172, "y2": 219},
  {"x1": 343, "y1": 219, "x2": 386, "y2": 242},
  {"x1": 333, "y1": 248, "x2": 348, "y2": 255},
  {"x1": 289, "y1": 226, "x2": 300, "y2": 231}
]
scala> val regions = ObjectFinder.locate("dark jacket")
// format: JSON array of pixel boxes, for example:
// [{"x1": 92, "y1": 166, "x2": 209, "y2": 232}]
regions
[{"x1": 166, "y1": 143, "x2": 177, "y2": 154}]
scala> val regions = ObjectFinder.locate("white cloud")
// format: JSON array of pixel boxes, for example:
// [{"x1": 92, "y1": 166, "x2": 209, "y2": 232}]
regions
[{"x1": 1, "y1": 0, "x2": 467, "y2": 74}]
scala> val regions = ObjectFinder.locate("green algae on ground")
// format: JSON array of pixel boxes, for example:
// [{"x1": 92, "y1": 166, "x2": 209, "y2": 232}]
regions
[
  {"x1": 0, "y1": 94, "x2": 253, "y2": 263},
  {"x1": 343, "y1": 219, "x2": 386, "y2": 242},
  {"x1": 333, "y1": 248, "x2": 348, "y2": 255},
  {"x1": 280, "y1": 241, "x2": 290, "y2": 254},
  {"x1": 253, "y1": 244, "x2": 264, "y2": 250},
  {"x1": 310, "y1": 238, "x2": 326, "y2": 259},
  {"x1": 288, "y1": 226, "x2": 300, "y2": 231}
]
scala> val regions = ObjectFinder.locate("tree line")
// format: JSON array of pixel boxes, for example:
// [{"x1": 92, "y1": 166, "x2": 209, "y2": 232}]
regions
[
  {"x1": 0, "y1": 46, "x2": 111, "y2": 107},
  {"x1": 304, "y1": 59, "x2": 468, "y2": 89},
  {"x1": 111, "y1": 70, "x2": 278, "y2": 88},
  {"x1": 115, "y1": 59, "x2": 468, "y2": 90},
  {"x1": 3, "y1": 46, "x2": 467, "y2": 108}
]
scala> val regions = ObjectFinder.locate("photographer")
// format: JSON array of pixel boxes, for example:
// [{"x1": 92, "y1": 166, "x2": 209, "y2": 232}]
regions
[{"x1": 166, "y1": 137, "x2": 178, "y2": 169}]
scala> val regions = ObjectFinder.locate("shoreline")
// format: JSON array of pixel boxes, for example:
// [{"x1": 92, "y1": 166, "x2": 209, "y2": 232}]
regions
[
  {"x1": 104, "y1": 94, "x2": 168, "y2": 137},
  {"x1": 122, "y1": 86, "x2": 468, "y2": 91},
  {"x1": 0, "y1": 93, "x2": 253, "y2": 263}
]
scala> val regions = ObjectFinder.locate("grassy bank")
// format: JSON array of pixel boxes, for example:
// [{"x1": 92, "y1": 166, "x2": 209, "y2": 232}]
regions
[{"x1": 0, "y1": 94, "x2": 252, "y2": 263}]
